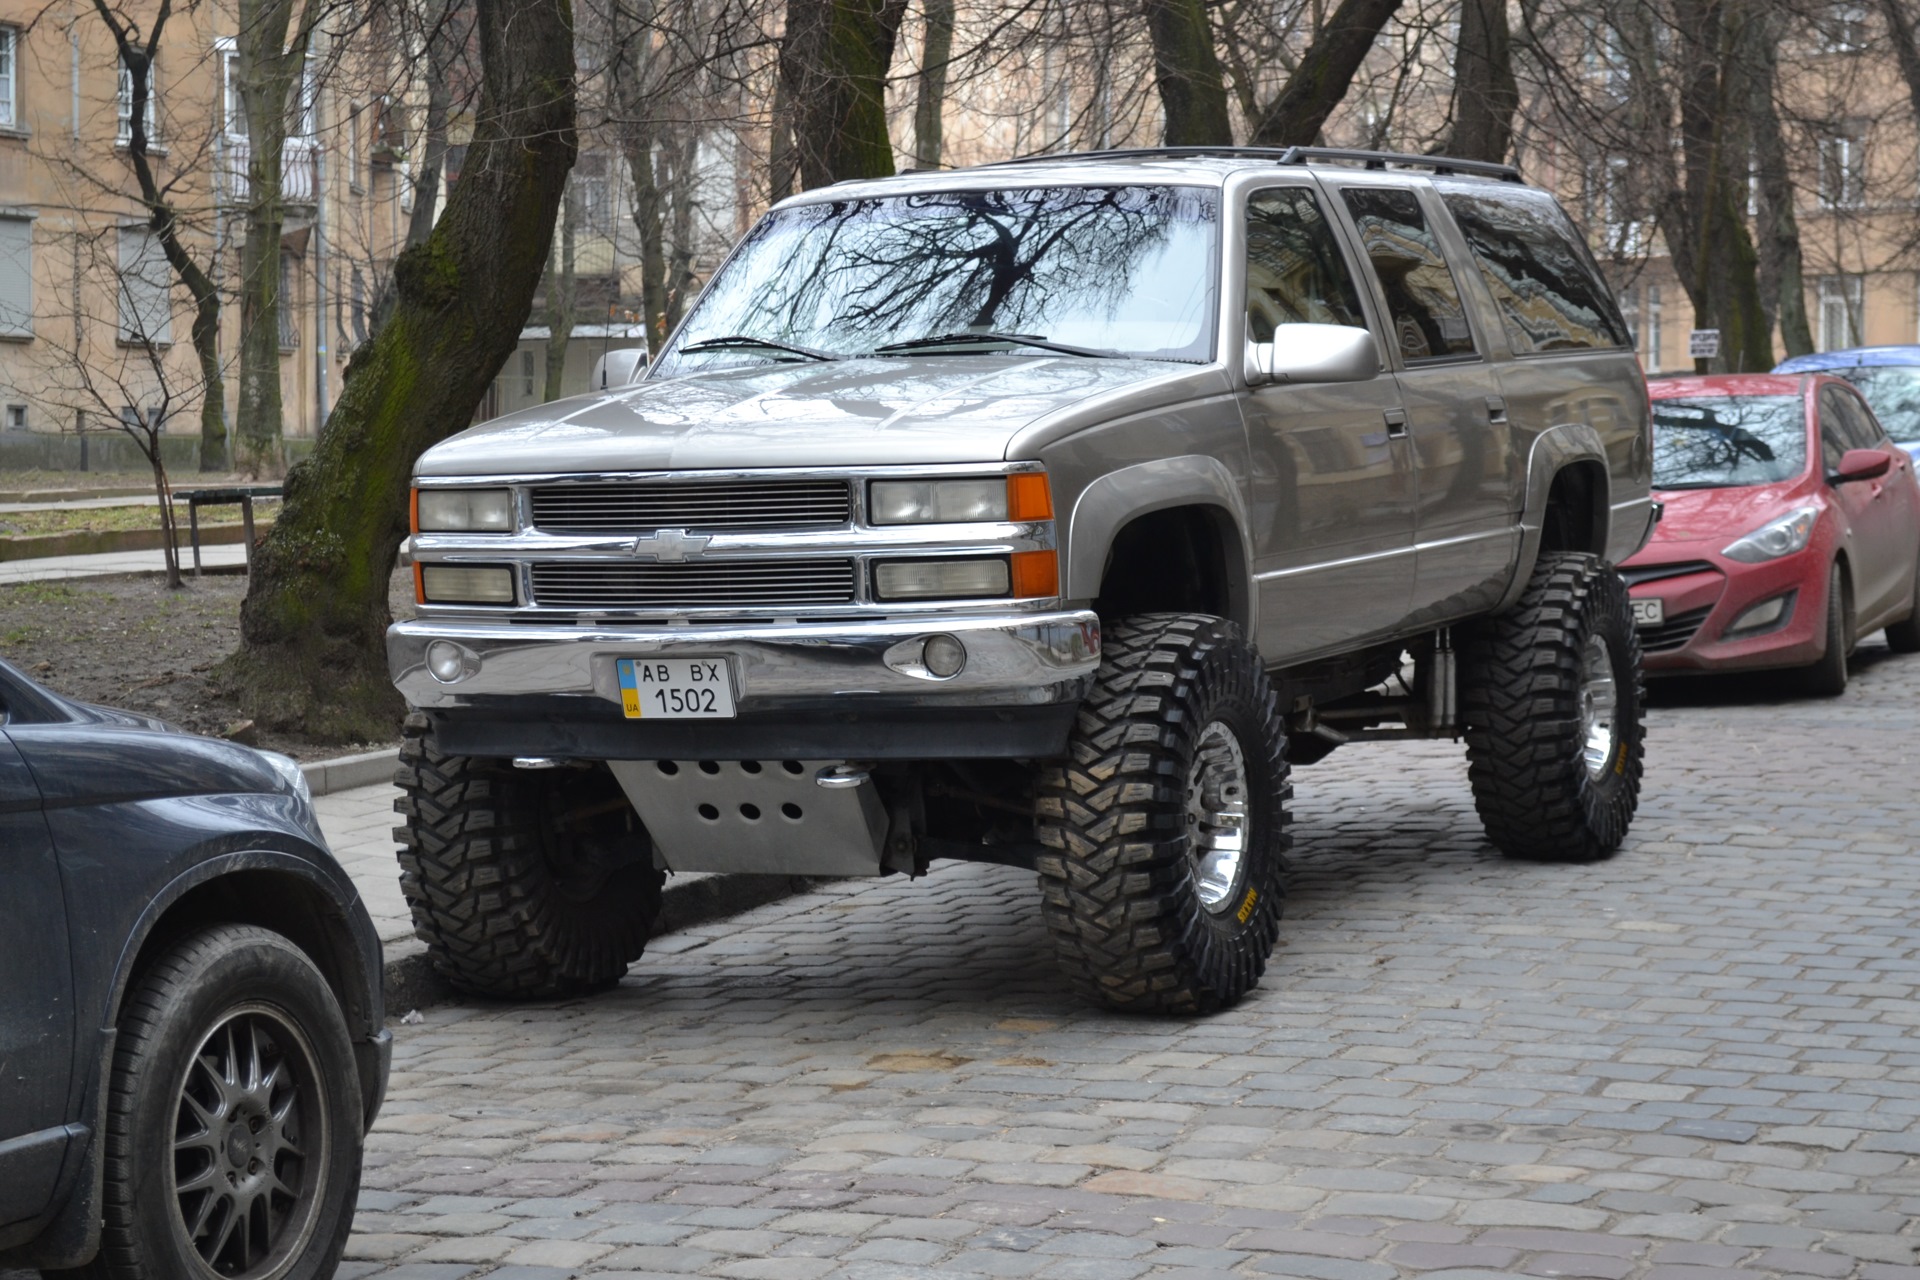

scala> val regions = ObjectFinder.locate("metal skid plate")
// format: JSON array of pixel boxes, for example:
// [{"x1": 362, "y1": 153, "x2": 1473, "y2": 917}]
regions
[{"x1": 607, "y1": 758, "x2": 889, "y2": 876}]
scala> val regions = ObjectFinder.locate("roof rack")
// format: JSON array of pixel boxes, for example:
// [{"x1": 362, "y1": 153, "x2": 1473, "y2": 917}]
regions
[{"x1": 984, "y1": 145, "x2": 1523, "y2": 183}]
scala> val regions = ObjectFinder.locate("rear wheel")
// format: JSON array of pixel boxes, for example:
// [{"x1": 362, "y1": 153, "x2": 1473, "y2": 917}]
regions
[
  {"x1": 395, "y1": 714, "x2": 663, "y2": 999},
  {"x1": 1460, "y1": 552, "x2": 1645, "y2": 862},
  {"x1": 76, "y1": 925, "x2": 361, "y2": 1280},
  {"x1": 1800, "y1": 565, "x2": 1853, "y2": 696},
  {"x1": 1035, "y1": 614, "x2": 1289, "y2": 1014}
]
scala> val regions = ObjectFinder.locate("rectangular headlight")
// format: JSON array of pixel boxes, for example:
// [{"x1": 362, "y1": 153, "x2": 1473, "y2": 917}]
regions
[
  {"x1": 416, "y1": 487, "x2": 514, "y2": 532},
  {"x1": 419, "y1": 565, "x2": 517, "y2": 604},
  {"x1": 870, "y1": 478, "x2": 1009, "y2": 525},
  {"x1": 873, "y1": 558, "x2": 1010, "y2": 600}
]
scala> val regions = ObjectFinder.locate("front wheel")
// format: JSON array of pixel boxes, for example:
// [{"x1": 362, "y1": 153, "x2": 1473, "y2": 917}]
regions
[
  {"x1": 1460, "y1": 552, "x2": 1645, "y2": 861},
  {"x1": 1798, "y1": 565, "x2": 1852, "y2": 696},
  {"x1": 76, "y1": 925, "x2": 363, "y2": 1280},
  {"x1": 1035, "y1": 613, "x2": 1290, "y2": 1014}
]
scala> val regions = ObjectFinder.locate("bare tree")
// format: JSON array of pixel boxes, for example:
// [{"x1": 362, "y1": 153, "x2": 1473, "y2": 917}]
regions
[{"x1": 228, "y1": 0, "x2": 579, "y2": 740}]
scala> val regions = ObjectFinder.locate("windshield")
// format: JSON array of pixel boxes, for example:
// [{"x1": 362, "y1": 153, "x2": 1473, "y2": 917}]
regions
[
  {"x1": 654, "y1": 186, "x2": 1219, "y2": 374},
  {"x1": 1652, "y1": 395, "x2": 1808, "y2": 489},
  {"x1": 1830, "y1": 365, "x2": 1920, "y2": 439}
]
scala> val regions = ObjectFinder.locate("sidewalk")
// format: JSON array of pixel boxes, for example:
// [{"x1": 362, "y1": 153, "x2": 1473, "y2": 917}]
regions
[{"x1": 0, "y1": 542, "x2": 248, "y2": 582}]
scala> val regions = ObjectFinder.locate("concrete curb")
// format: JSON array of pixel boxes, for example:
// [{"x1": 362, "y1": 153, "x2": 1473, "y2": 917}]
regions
[
  {"x1": 379, "y1": 872, "x2": 835, "y2": 1014},
  {"x1": 295, "y1": 746, "x2": 831, "y2": 1012},
  {"x1": 0, "y1": 520, "x2": 271, "y2": 563},
  {"x1": 301, "y1": 748, "x2": 400, "y2": 797}
]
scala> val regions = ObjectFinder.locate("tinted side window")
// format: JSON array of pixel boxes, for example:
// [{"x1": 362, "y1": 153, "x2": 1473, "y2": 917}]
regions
[
  {"x1": 1820, "y1": 387, "x2": 1861, "y2": 470},
  {"x1": 1340, "y1": 187, "x2": 1477, "y2": 362},
  {"x1": 1244, "y1": 187, "x2": 1368, "y2": 341},
  {"x1": 1440, "y1": 188, "x2": 1631, "y2": 354},
  {"x1": 1840, "y1": 391, "x2": 1890, "y2": 446}
]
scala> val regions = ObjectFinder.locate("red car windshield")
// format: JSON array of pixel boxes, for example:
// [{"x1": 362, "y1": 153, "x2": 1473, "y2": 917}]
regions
[{"x1": 1652, "y1": 395, "x2": 1807, "y2": 490}]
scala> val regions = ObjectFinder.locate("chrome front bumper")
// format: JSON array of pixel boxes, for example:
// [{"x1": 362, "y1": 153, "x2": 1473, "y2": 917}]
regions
[{"x1": 388, "y1": 610, "x2": 1102, "y2": 713}]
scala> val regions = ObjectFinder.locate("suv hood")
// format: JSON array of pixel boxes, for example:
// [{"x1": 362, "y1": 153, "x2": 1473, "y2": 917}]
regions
[{"x1": 418, "y1": 354, "x2": 1205, "y2": 475}]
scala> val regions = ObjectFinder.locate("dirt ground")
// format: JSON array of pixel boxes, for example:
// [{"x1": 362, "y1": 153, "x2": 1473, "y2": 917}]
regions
[{"x1": 0, "y1": 570, "x2": 415, "y2": 760}]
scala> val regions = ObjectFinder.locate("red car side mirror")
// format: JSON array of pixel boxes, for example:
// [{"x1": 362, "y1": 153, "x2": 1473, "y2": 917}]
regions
[{"x1": 1833, "y1": 449, "x2": 1892, "y2": 483}]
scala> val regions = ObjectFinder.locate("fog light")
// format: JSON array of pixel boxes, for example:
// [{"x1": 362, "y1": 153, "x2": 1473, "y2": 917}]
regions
[
  {"x1": 923, "y1": 633, "x2": 967, "y2": 678},
  {"x1": 426, "y1": 640, "x2": 472, "y2": 683},
  {"x1": 1728, "y1": 592, "x2": 1793, "y2": 635},
  {"x1": 419, "y1": 564, "x2": 516, "y2": 604}
]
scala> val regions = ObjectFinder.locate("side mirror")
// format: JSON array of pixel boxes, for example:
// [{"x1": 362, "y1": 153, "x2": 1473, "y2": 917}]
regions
[
  {"x1": 1832, "y1": 448, "x2": 1891, "y2": 484},
  {"x1": 590, "y1": 347, "x2": 650, "y2": 391},
  {"x1": 1245, "y1": 323, "x2": 1379, "y2": 387}
]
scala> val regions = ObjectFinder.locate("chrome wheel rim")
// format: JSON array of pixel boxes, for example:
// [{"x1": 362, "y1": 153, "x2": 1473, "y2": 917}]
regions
[
  {"x1": 169, "y1": 1003, "x2": 329, "y2": 1279},
  {"x1": 1579, "y1": 633, "x2": 1619, "y2": 782},
  {"x1": 1185, "y1": 721, "x2": 1250, "y2": 912}
]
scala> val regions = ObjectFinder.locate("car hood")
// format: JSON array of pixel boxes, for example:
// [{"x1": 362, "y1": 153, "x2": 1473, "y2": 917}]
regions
[
  {"x1": 417, "y1": 354, "x2": 1207, "y2": 475},
  {"x1": 1636, "y1": 480, "x2": 1815, "y2": 551}
]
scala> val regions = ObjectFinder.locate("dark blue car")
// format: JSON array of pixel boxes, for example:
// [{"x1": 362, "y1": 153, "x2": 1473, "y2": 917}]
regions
[
  {"x1": 1775, "y1": 345, "x2": 1920, "y2": 460},
  {"x1": 0, "y1": 659, "x2": 388, "y2": 1278}
]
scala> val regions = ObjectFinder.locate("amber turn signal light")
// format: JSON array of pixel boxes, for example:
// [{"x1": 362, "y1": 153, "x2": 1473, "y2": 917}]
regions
[
  {"x1": 1006, "y1": 473, "x2": 1053, "y2": 522},
  {"x1": 409, "y1": 487, "x2": 420, "y2": 534},
  {"x1": 1011, "y1": 549, "x2": 1059, "y2": 598}
]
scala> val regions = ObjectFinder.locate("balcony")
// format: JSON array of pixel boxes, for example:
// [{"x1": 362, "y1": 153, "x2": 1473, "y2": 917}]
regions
[{"x1": 216, "y1": 135, "x2": 320, "y2": 208}]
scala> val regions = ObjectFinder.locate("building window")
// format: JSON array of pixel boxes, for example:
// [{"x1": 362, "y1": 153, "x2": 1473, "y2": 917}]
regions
[
  {"x1": 349, "y1": 266, "x2": 366, "y2": 343},
  {"x1": 219, "y1": 45, "x2": 242, "y2": 138},
  {"x1": 116, "y1": 225, "x2": 171, "y2": 345},
  {"x1": 5, "y1": 404, "x2": 25, "y2": 430},
  {"x1": 0, "y1": 216, "x2": 30, "y2": 338},
  {"x1": 348, "y1": 104, "x2": 364, "y2": 193},
  {"x1": 0, "y1": 28, "x2": 17, "y2": 128},
  {"x1": 278, "y1": 253, "x2": 298, "y2": 350},
  {"x1": 1819, "y1": 275, "x2": 1863, "y2": 350},
  {"x1": 521, "y1": 349, "x2": 535, "y2": 397},
  {"x1": 116, "y1": 55, "x2": 159, "y2": 145},
  {"x1": 1820, "y1": 1, "x2": 1868, "y2": 51},
  {"x1": 1643, "y1": 284, "x2": 1662, "y2": 370},
  {"x1": 1818, "y1": 132, "x2": 1864, "y2": 209}
]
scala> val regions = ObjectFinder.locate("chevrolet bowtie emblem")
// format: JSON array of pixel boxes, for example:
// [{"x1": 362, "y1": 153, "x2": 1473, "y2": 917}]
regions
[{"x1": 629, "y1": 528, "x2": 712, "y2": 562}]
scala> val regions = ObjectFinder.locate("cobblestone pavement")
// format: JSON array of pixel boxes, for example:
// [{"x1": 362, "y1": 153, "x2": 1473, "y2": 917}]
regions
[{"x1": 342, "y1": 639, "x2": 1920, "y2": 1280}]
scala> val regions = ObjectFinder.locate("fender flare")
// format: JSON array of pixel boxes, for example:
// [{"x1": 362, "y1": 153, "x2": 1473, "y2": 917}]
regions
[
  {"x1": 1065, "y1": 455, "x2": 1255, "y2": 630},
  {"x1": 1496, "y1": 423, "x2": 1613, "y2": 613}
]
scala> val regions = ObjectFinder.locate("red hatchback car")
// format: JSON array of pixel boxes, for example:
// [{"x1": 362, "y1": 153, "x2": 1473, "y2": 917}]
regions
[{"x1": 1623, "y1": 374, "x2": 1920, "y2": 694}]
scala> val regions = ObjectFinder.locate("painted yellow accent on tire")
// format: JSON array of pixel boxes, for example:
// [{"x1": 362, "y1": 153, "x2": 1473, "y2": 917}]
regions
[{"x1": 1236, "y1": 888, "x2": 1259, "y2": 923}]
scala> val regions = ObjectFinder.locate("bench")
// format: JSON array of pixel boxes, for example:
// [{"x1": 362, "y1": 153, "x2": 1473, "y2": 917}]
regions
[{"x1": 174, "y1": 485, "x2": 282, "y2": 576}]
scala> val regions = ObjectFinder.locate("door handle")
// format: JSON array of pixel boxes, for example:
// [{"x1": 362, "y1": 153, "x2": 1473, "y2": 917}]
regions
[
  {"x1": 1384, "y1": 409, "x2": 1409, "y2": 439},
  {"x1": 1486, "y1": 395, "x2": 1508, "y2": 422}
]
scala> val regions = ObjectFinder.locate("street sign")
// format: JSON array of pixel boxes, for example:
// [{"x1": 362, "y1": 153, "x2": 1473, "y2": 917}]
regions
[{"x1": 1689, "y1": 329, "x2": 1721, "y2": 360}]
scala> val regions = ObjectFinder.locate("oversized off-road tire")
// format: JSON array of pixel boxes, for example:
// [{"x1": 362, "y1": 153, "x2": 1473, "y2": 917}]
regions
[
  {"x1": 1880, "y1": 553, "x2": 1920, "y2": 653},
  {"x1": 74, "y1": 925, "x2": 362, "y2": 1280},
  {"x1": 1460, "y1": 552, "x2": 1644, "y2": 862},
  {"x1": 1799, "y1": 565, "x2": 1853, "y2": 696},
  {"x1": 1035, "y1": 613, "x2": 1290, "y2": 1014},
  {"x1": 395, "y1": 714, "x2": 663, "y2": 999}
]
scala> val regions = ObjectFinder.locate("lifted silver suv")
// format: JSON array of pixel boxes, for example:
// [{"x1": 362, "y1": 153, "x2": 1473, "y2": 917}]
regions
[{"x1": 388, "y1": 147, "x2": 1654, "y2": 1013}]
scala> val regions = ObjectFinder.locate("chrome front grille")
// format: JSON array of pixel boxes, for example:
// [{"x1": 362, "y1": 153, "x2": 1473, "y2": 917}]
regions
[
  {"x1": 530, "y1": 559, "x2": 858, "y2": 610},
  {"x1": 530, "y1": 480, "x2": 852, "y2": 533}
]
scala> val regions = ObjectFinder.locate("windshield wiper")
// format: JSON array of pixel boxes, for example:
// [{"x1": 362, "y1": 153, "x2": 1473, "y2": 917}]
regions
[
  {"x1": 678, "y1": 334, "x2": 838, "y2": 362},
  {"x1": 872, "y1": 331, "x2": 1121, "y2": 359}
]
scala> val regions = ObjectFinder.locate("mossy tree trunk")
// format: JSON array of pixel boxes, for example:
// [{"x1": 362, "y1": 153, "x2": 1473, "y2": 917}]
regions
[
  {"x1": 235, "y1": 0, "x2": 317, "y2": 475},
  {"x1": 1750, "y1": 8, "x2": 1812, "y2": 358},
  {"x1": 779, "y1": 0, "x2": 909, "y2": 189},
  {"x1": 541, "y1": 185, "x2": 577, "y2": 401},
  {"x1": 911, "y1": 0, "x2": 954, "y2": 166},
  {"x1": 1446, "y1": 0, "x2": 1518, "y2": 163},
  {"x1": 1140, "y1": 0, "x2": 1232, "y2": 146},
  {"x1": 224, "y1": 0, "x2": 578, "y2": 743},
  {"x1": 1249, "y1": 0, "x2": 1405, "y2": 146}
]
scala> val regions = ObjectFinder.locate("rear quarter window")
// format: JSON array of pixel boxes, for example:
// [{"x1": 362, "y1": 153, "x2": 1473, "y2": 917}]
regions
[{"x1": 1439, "y1": 187, "x2": 1631, "y2": 355}]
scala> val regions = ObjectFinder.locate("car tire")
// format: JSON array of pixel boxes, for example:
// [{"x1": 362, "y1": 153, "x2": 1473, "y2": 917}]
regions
[
  {"x1": 1034, "y1": 613, "x2": 1290, "y2": 1014},
  {"x1": 73, "y1": 925, "x2": 362, "y2": 1280},
  {"x1": 1881, "y1": 553, "x2": 1920, "y2": 654},
  {"x1": 395, "y1": 713, "x2": 663, "y2": 999},
  {"x1": 1799, "y1": 565, "x2": 1853, "y2": 696},
  {"x1": 1460, "y1": 552, "x2": 1645, "y2": 862}
]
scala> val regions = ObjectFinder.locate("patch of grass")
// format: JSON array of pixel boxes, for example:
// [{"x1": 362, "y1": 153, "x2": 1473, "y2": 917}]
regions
[
  {"x1": 1, "y1": 627, "x2": 28, "y2": 646},
  {"x1": 1, "y1": 581, "x2": 92, "y2": 605},
  {"x1": 0, "y1": 501, "x2": 279, "y2": 537}
]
